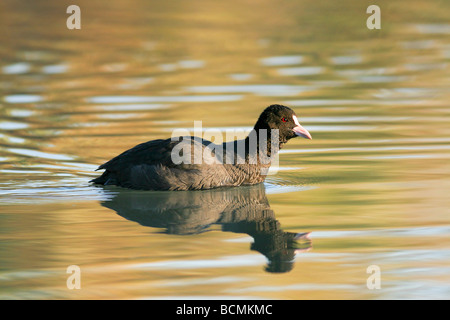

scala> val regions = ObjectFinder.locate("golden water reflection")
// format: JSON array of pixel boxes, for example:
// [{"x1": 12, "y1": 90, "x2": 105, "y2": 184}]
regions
[
  {"x1": 0, "y1": 0, "x2": 449, "y2": 299},
  {"x1": 100, "y1": 184, "x2": 312, "y2": 274}
]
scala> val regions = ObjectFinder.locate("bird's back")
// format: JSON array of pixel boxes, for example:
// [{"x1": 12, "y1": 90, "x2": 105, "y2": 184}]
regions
[{"x1": 91, "y1": 136, "x2": 259, "y2": 190}]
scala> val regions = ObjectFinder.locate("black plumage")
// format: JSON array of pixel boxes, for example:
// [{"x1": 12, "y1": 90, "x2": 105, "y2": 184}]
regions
[{"x1": 91, "y1": 104, "x2": 311, "y2": 190}]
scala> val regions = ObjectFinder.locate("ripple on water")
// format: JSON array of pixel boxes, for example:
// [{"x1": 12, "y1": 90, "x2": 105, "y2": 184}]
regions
[
  {"x1": 264, "y1": 183, "x2": 317, "y2": 195},
  {"x1": 0, "y1": 121, "x2": 29, "y2": 130},
  {"x1": 41, "y1": 64, "x2": 69, "y2": 74},
  {"x1": 128, "y1": 254, "x2": 267, "y2": 270},
  {"x1": 86, "y1": 95, "x2": 243, "y2": 103},
  {"x1": 0, "y1": 133, "x2": 26, "y2": 144},
  {"x1": 3, "y1": 94, "x2": 43, "y2": 104},
  {"x1": 228, "y1": 73, "x2": 253, "y2": 81},
  {"x1": 177, "y1": 60, "x2": 205, "y2": 69},
  {"x1": 285, "y1": 98, "x2": 421, "y2": 107},
  {"x1": 6, "y1": 148, "x2": 75, "y2": 161},
  {"x1": 277, "y1": 66, "x2": 325, "y2": 76},
  {"x1": 259, "y1": 55, "x2": 304, "y2": 66},
  {"x1": 365, "y1": 154, "x2": 449, "y2": 160},
  {"x1": 281, "y1": 144, "x2": 450, "y2": 155},
  {"x1": 93, "y1": 103, "x2": 171, "y2": 111},
  {"x1": 330, "y1": 55, "x2": 363, "y2": 65},
  {"x1": 157, "y1": 60, "x2": 205, "y2": 71},
  {"x1": 412, "y1": 24, "x2": 450, "y2": 35},
  {"x1": 0, "y1": 185, "x2": 115, "y2": 204},
  {"x1": 184, "y1": 84, "x2": 318, "y2": 96},
  {"x1": 7, "y1": 109, "x2": 36, "y2": 117},
  {"x1": 2, "y1": 62, "x2": 31, "y2": 74}
]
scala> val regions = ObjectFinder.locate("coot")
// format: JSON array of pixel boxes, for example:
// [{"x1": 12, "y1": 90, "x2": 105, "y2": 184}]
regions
[{"x1": 91, "y1": 104, "x2": 311, "y2": 190}]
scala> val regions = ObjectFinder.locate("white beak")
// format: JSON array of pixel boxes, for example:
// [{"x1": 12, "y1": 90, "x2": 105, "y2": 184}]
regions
[{"x1": 292, "y1": 115, "x2": 312, "y2": 139}]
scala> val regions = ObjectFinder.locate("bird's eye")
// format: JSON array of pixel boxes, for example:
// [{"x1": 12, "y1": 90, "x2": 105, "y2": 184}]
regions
[{"x1": 281, "y1": 118, "x2": 288, "y2": 122}]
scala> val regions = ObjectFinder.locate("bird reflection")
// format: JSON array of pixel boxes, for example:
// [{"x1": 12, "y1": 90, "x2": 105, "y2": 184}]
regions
[{"x1": 98, "y1": 183, "x2": 312, "y2": 273}]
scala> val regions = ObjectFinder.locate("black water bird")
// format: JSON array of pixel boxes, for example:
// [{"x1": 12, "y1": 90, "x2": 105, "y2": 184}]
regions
[{"x1": 91, "y1": 104, "x2": 311, "y2": 191}]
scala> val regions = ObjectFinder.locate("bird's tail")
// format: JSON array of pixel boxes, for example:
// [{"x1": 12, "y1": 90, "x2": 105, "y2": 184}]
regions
[{"x1": 90, "y1": 170, "x2": 111, "y2": 185}]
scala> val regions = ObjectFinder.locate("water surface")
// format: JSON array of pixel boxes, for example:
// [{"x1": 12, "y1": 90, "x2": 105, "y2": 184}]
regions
[{"x1": 0, "y1": 0, "x2": 449, "y2": 299}]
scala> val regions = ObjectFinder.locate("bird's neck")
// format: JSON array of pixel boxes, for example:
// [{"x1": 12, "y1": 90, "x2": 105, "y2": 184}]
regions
[
  {"x1": 242, "y1": 129, "x2": 282, "y2": 164},
  {"x1": 216, "y1": 129, "x2": 282, "y2": 167}
]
